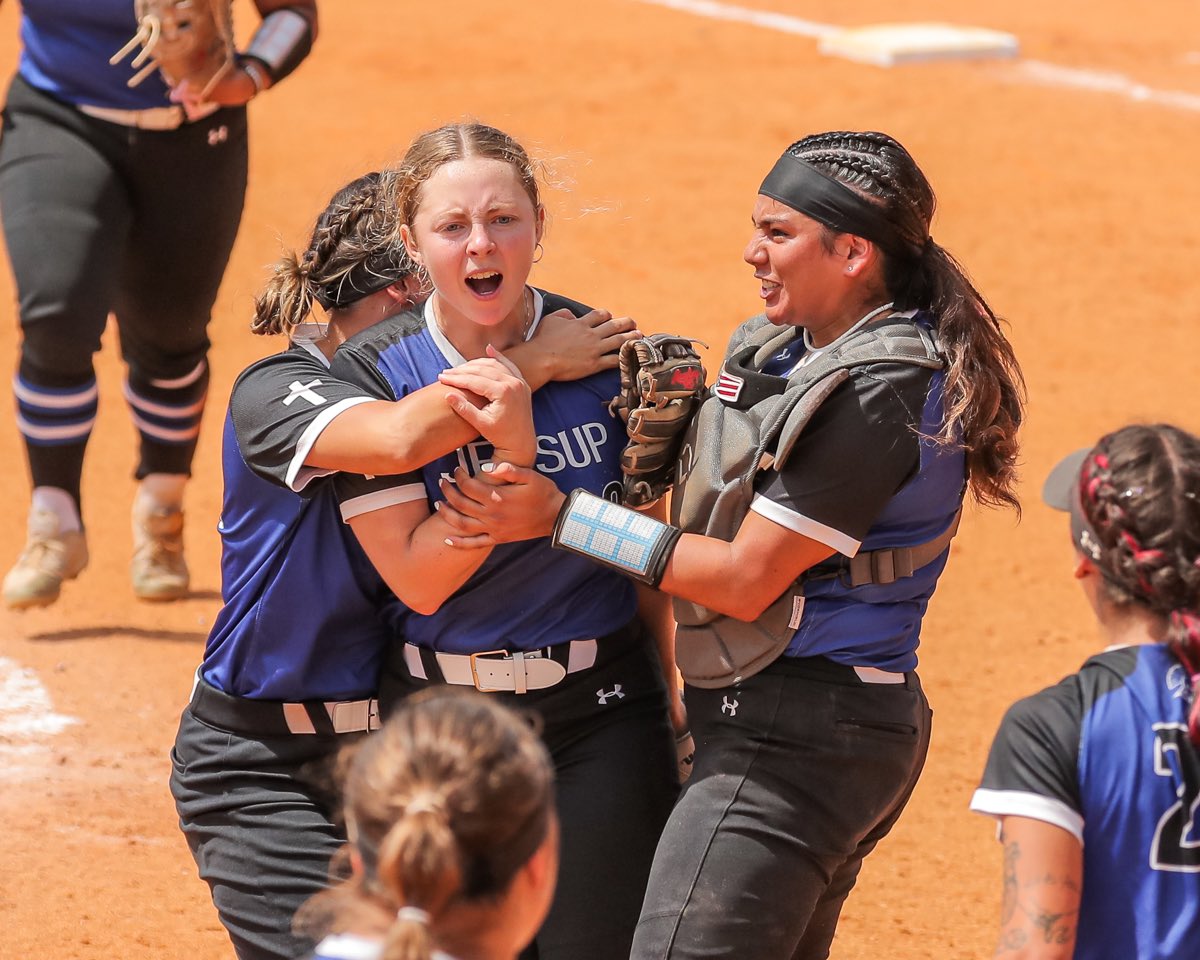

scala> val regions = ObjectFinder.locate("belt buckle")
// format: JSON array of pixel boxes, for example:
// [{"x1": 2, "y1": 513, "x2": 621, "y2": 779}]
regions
[{"x1": 469, "y1": 649, "x2": 510, "y2": 692}]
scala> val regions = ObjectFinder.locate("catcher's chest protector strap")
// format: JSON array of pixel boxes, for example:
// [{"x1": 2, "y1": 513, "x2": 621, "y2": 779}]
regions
[{"x1": 671, "y1": 315, "x2": 947, "y2": 689}]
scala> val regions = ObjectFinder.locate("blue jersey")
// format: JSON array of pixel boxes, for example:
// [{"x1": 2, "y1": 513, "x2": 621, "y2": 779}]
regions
[
  {"x1": 330, "y1": 289, "x2": 637, "y2": 655},
  {"x1": 748, "y1": 310, "x2": 965, "y2": 671},
  {"x1": 972, "y1": 644, "x2": 1200, "y2": 959},
  {"x1": 199, "y1": 341, "x2": 408, "y2": 701},
  {"x1": 17, "y1": 0, "x2": 174, "y2": 110}
]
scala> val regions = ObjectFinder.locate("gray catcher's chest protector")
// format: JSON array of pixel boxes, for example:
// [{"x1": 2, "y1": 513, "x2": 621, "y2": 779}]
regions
[{"x1": 670, "y1": 313, "x2": 948, "y2": 688}]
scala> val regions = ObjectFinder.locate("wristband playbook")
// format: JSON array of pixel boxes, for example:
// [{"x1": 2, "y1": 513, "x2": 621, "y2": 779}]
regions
[{"x1": 551, "y1": 489, "x2": 681, "y2": 587}]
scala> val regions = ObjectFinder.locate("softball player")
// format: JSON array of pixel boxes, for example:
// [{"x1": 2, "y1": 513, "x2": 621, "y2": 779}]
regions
[
  {"x1": 299, "y1": 688, "x2": 559, "y2": 960},
  {"x1": 170, "y1": 169, "x2": 627, "y2": 960},
  {"x1": 326, "y1": 122, "x2": 682, "y2": 960},
  {"x1": 0, "y1": 0, "x2": 317, "y2": 608},
  {"x1": 442, "y1": 131, "x2": 1026, "y2": 960},
  {"x1": 972, "y1": 424, "x2": 1200, "y2": 959}
]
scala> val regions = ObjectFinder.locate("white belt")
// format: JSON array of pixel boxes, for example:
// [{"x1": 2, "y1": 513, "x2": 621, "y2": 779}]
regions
[
  {"x1": 78, "y1": 101, "x2": 219, "y2": 130},
  {"x1": 403, "y1": 640, "x2": 598, "y2": 694},
  {"x1": 282, "y1": 698, "x2": 381, "y2": 734},
  {"x1": 853, "y1": 666, "x2": 906, "y2": 685}
]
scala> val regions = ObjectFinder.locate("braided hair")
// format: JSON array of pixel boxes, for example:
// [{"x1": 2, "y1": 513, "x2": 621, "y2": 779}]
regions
[
  {"x1": 251, "y1": 169, "x2": 416, "y2": 336},
  {"x1": 784, "y1": 132, "x2": 1026, "y2": 513},
  {"x1": 297, "y1": 688, "x2": 555, "y2": 960},
  {"x1": 1076, "y1": 424, "x2": 1200, "y2": 744}
]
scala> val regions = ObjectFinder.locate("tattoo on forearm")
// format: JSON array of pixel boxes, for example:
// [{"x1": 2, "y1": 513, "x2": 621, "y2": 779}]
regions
[
  {"x1": 994, "y1": 838, "x2": 1080, "y2": 955},
  {"x1": 1000, "y1": 840, "x2": 1019, "y2": 925},
  {"x1": 995, "y1": 928, "x2": 1028, "y2": 955}
]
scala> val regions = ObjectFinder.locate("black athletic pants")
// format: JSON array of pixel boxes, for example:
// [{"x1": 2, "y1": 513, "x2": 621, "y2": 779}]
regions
[
  {"x1": 0, "y1": 75, "x2": 247, "y2": 502},
  {"x1": 632, "y1": 656, "x2": 933, "y2": 960},
  {"x1": 170, "y1": 683, "x2": 358, "y2": 960},
  {"x1": 380, "y1": 619, "x2": 681, "y2": 960}
]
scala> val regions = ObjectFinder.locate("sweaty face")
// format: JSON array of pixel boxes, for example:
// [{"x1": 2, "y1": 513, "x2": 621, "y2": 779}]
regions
[
  {"x1": 406, "y1": 156, "x2": 542, "y2": 331},
  {"x1": 743, "y1": 195, "x2": 846, "y2": 330}
]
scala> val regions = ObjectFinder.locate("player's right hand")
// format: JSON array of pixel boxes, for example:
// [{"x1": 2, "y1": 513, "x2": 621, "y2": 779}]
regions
[
  {"x1": 439, "y1": 348, "x2": 536, "y2": 467},
  {"x1": 537, "y1": 308, "x2": 642, "y2": 380},
  {"x1": 438, "y1": 463, "x2": 565, "y2": 548}
]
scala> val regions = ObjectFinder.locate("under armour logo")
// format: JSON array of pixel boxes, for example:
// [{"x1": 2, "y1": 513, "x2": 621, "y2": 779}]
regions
[
  {"x1": 597, "y1": 684, "x2": 624, "y2": 705},
  {"x1": 207, "y1": 125, "x2": 229, "y2": 146},
  {"x1": 283, "y1": 379, "x2": 326, "y2": 406},
  {"x1": 721, "y1": 696, "x2": 739, "y2": 717}
]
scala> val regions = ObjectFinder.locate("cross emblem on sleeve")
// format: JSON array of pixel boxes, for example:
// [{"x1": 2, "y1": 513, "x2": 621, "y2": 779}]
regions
[{"x1": 283, "y1": 379, "x2": 327, "y2": 406}]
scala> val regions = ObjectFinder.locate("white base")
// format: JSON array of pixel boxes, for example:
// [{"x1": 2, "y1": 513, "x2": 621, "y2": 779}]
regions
[{"x1": 818, "y1": 22, "x2": 1020, "y2": 67}]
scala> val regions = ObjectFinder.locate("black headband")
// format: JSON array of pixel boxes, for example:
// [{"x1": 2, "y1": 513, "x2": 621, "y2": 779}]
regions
[
  {"x1": 758, "y1": 154, "x2": 919, "y2": 259},
  {"x1": 313, "y1": 251, "x2": 413, "y2": 310}
]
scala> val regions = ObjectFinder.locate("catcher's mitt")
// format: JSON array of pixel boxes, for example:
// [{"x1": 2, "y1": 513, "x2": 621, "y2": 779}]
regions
[
  {"x1": 111, "y1": 0, "x2": 236, "y2": 100},
  {"x1": 609, "y1": 334, "x2": 707, "y2": 508}
]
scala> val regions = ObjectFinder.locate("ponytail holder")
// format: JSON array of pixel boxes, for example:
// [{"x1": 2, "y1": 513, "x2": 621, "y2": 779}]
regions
[
  {"x1": 405, "y1": 792, "x2": 446, "y2": 817},
  {"x1": 396, "y1": 906, "x2": 431, "y2": 926}
]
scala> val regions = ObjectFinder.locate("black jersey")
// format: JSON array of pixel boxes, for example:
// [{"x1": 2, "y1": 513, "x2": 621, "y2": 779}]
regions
[{"x1": 200, "y1": 341, "x2": 408, "y2": 700}]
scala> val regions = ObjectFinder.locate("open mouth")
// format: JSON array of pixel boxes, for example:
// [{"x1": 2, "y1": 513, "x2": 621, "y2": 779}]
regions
[{"x1": 465, "y1": 270, "x2": 503, "y2": 297}]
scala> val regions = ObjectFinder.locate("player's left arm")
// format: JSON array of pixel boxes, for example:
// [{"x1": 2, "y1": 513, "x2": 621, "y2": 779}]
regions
[
  {"x1": 439, "y1": 466, "x2": 835, "y2": 619},
  {"x1": 193, "y1": 1, "x2": 318, "y2": 107},
  {"x1": 990, "y1": 816, "x2": 1082, "y2": 959}
]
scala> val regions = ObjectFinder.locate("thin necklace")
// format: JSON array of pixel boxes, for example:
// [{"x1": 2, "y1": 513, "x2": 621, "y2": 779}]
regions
[{"x1": 802, "y1": 301, "x2": 895, "y2": 353}]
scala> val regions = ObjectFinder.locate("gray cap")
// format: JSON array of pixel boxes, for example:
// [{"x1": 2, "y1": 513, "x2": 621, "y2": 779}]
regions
[{"x1": 1041, "y1": 447, "x2": 1091, "y2": 512}]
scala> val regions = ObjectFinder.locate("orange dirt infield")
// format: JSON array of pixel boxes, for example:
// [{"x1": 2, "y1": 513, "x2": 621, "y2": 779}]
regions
[{"x1": 2, "y1": 2, "x2": 1199, "y2": 958}]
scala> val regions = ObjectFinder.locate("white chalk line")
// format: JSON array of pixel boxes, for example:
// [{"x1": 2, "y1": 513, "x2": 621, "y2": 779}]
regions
[
  {"x1": 630, "y1": 0, "x2": 1200, "y2": 114},
  {"x1": 633, "y1": 0, "x2": 835, "y2": 38},
  {"x1": 0, "y1": 655, "x2": 79, "y2": 769},
  {"x1": 1014, "y1": 60, "x2": 1200, "y2": 113}
]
